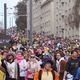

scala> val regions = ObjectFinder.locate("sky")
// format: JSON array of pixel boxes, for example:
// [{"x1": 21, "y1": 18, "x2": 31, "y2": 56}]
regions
[{"x1": 0, "y1": 0, "x2": 20, "y2": 29}]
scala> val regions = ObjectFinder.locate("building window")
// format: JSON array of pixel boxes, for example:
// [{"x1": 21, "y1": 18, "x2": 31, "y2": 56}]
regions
[
  {"x1": 65, "y1": 10, "x2": 67, "y2": 12},
  {"x1": 62, "y1": 2, "x2": 64, "y2": 6},
  {"x1": 65, "y1": 29, "x2": 67, "y2": 31},
  {"x1": 40, "y1": 16, "x2": 42, "y2": 20},
  {"x1": 56, "y1": 7, "x2": 58, "y2": 9},
  {"x1": 69, "y1": 8, "x2": 71, "y2": 11},
  {"x1": 56, "y1": 14, "x2": 58, "y2": 16},
  {"x1": 61, "y1": 15, "x2": 64, "y2": 19},
  {"x1": 65, "y1": 2, "x2": 67, "y2": 4},
  {"x1": 72, "y1": 27, "x2": 74, "y2": 30},
  {"x1": 59, "y1": 5, "x2": 61, "y2": 7},
  {"x1": 56, "y1": 26, "x2": 58, "y2": 28},
  {"x1": 59, "y1": 18, "x2": 61, "y2": 20},
  {"x1": 56, "y1": 2, "x2": 58, "y2": 4},
  {"x1": 59, "y1": 13, "x2": 61, "y2": 15},
  {"x1": 66, "y1": 23, "x2": 67, "y2": 26},
  {"x1": 56, "y1": 20, "x2": 58, "y2": 22},
  {"x1": 69, "y1": 0, "x2": 71, "y2": 2}
]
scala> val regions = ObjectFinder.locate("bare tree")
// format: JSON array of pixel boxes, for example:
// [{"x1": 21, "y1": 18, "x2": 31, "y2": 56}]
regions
[{"x1": 15, "y1": 0, "x2": 27, "y2": 31}]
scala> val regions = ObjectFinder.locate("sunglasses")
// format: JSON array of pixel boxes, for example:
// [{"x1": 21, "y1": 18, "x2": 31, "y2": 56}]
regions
[
  {"x1": 8, "y1": 58, "x2": 13, "y2": 61},
  {"x1": 31, "y1": 56, "x2": 35, "y2": 58}
]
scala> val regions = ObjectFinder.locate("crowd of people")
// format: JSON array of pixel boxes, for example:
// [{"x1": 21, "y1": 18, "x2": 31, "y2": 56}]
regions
[{"x1": 0, "y1": 32, "x2": 80, "y2": 80}]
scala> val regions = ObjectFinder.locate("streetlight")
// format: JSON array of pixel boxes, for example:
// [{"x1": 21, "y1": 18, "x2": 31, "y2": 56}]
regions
[
  {"x1": 27, "y1": 0, "x2": 32, "y2": 46},
  {"x1": 4, "y1": 3, "x2": 7, "y2": 41}
]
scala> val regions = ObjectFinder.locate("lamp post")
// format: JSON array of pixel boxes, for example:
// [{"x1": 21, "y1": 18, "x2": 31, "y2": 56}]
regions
[
  {"x1": 27, "y1": 0, "x2": 32, "y2": 46},
  {"x1": 4, "y1": 3, "x2": 7, "y2": 41}
]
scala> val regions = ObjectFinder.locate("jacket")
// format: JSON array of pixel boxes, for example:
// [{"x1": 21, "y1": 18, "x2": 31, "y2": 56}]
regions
[{"x1": 34, "y1": 69, "x2": 59, "y2": 80}]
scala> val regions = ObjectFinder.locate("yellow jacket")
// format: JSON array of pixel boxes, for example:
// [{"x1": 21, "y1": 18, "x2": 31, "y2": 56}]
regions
[
  {"x1": 0, "y1": 56, "x2": 5, "y2": 80},
  {"x1": 0, "y1": 70, "x2": 5, "y2": 80}
]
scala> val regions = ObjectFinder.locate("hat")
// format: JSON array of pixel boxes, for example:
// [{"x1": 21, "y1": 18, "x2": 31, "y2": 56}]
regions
[
  {"x1": 41, "y1": 56, "x2": 53, "y2": 68},
  {"x1": 43, "y1": 55, "x2": 52, "y2": 60},
  {"x1": 41, "y1": 59, "x2": 53, "y2": 68},
  {"x1": 6, "y1": 53, "x2": 15, "y2": 59}
]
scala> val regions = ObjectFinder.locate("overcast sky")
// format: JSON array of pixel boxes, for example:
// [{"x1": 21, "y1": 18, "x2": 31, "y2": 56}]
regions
[{"x1": 0, "y1": 0, "x2": 20, "y2": 28}]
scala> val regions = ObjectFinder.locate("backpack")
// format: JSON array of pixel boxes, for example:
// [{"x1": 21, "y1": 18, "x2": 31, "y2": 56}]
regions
[{"x1": 38, "y1": 70, "x2": 55, "y2": 80}]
